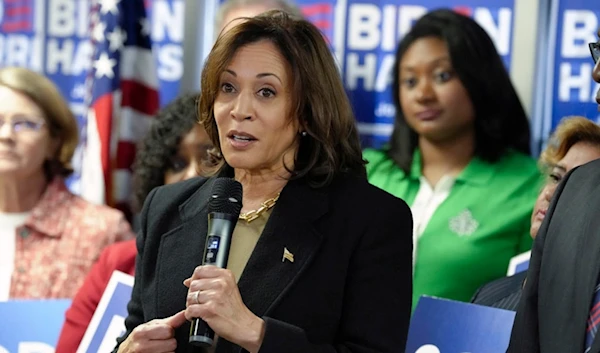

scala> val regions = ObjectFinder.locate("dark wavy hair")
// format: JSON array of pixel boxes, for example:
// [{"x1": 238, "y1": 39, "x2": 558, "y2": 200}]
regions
[
  {"x1": 199, "y1": 9, "x2": 366, "y2": 188},
  {"x1": 132, "y1": 93, "x2": 200, "y2": 211},
  {"x1": 388, "y1": 9, "x2": 531, "y2": 173}
]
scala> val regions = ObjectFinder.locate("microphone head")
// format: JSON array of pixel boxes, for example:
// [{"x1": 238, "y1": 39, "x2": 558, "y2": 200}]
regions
[{"x1": 208, "y1": 178, "x2": 243, "y2": 216}]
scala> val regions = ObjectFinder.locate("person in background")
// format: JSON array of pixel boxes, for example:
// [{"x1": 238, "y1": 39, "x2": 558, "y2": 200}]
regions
[
  {"x1": 115, "y1": 10, "x2": 412, "y2": 353},
  {"x1": 0, "y1": 67, "x2": 133, "y2": 300},
  {"x1": 506, "y1": 32, "x2": 600, "y2": 353},
  {"x1": 363, "y1": 9, "x2": 540, "y2": 309},
  {"x1": 54, "y1": 93, "x2": 211, "y2": 353},
  {"x1": 215, "y1": 0, "x2": 302, "y2": 36},
  {"x1": 471, "y1": 116, "x2": 600, "y2": 310}
]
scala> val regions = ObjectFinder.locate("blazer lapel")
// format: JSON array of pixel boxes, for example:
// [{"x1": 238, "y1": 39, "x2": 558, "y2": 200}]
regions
[
  {"x1": 156, "y1": 178, "x2": 216, "y2": 318},
  {"x1": 174, "y1": 176, "x2": 328, "y2": 353},
  {"x1": 236, "y1": 179, "x2": 328, "y2": 318}
]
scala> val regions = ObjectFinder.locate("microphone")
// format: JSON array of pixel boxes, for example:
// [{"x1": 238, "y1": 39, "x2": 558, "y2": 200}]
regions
[{"x1": 189, "y1": 178, "x2": 243, "y2": 347}]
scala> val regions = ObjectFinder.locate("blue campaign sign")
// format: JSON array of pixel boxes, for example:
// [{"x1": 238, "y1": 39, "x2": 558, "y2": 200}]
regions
[
  {"x1": 292, "y1": 0, "x2": 516, "y2": 148},
  {"x1": 540, "y1": 0, "x2": 600, "y2": 143},
  {"x1": 145, "y1": 0, "x2": 184, "y2": 107},
  {"x1": 0, "y1": 0, "x2": 183, "y2": 110},
  {"x1": 77, "y1": 271, "x2": 134, "y2": 353},
  {"x1": 405, "y1": 296, "x2": 515, "y2": 353},
  {"x1": 0, "y1": 299, "x2": 71, "y2": 353},
  {"x1": 0, "y1": 0, "x2": 185, "y2": 193}
]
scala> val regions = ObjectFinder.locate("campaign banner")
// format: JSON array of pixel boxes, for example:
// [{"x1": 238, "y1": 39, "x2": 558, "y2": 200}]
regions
[
  {"x1": 0, "y1": 299, "x2": 71, "y2": 353},
  {"x1": 539, "y1": 0, "x2": 600, "y2": 146},
  {"x1": 0, "y1": 0, "x2": 184, "y2": 193},
  {"x1": 213, "y1": 0, "x2": 516, "y2": 148},
  {"x1": 145, "y1": 0, "x2": 184, "y2": 107},
  {"x1": 292, "y1": 0, "x2": 516, "y2": 148},
  {"x1": 0, "y1": 0, "x2": 183, "y2": 107},
  {"x1": 406, "y1": 296, "x2": 516, "y2": 353},
  {"x1": 77, "y1": 270, "x2": 134, "y2": 353}
]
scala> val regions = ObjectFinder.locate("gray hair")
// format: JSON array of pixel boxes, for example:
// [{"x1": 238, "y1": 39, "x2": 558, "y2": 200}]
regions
[{"x1": 214, "y1": 0, "x2": 303, "y2": 37}]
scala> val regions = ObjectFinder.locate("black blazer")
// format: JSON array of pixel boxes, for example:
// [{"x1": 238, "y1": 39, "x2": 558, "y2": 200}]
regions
[
  {"x1": 470, "y1": 271, "x2": 527, "y2": 311},
  {"x1": 507, "y1": 159, "x2": 600, "y2": 353},
  {"x1": 114, "y1": 173, "x2": 413, "y2": 353}
]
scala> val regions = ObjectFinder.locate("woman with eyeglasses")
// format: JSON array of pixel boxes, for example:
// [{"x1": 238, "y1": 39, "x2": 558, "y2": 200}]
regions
[
  {"x1": 54, "y1": 93, "x2": 213, "y2": 353},
  {"x1": 0, "y1": 67, "x2": 134, "y2": 300}
]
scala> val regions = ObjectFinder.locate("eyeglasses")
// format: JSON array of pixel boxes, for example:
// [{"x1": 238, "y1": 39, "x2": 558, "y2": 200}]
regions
[
  {"x1": 0, "y1": 118, "x2": 46, "y2": 133},
  {"x1": 591, "y1": 42, "x2": 600, "y2": 64}
]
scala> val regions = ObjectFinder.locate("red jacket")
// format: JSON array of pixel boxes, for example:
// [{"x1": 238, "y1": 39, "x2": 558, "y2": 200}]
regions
[{"x1": 55, "y1": 239, "x2": 137, "y2": 353}]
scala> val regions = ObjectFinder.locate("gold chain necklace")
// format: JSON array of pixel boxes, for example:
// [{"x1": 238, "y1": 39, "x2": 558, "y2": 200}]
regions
[{"x1": 238, "y1": 193, "x2": 280, "y2": 223}]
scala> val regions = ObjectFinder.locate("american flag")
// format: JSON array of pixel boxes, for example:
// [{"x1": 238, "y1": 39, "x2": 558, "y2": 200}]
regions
[{"x1": 80, "y1": 0, "x2": 159, "y2": 218}]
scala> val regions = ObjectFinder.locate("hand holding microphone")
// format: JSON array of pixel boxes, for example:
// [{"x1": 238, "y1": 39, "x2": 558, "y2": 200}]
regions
[
  {"x1": 117, "y1": 311, "x2": 187, "y2": 353},
  {"x1": 186, "y1": 178, "x2": 265, "y2": 352},
  {"x1": 184, "y1": 266, "x2": 265, "y2": 352}
]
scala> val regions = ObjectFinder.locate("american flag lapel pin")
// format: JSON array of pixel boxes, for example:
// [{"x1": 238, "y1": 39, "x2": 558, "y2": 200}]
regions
[{"x1": 282, "y1": 247, "x2": 294, "y2": 263}]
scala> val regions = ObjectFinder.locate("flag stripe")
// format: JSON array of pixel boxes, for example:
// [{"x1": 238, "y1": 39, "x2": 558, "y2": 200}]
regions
[
  {"x1": 311, "y1": 20, "x2": 332, "y2": 30},
  {"x1": 2, "y1": 22, "x2": 32, "y2": 31},
  {"x1": 6, "y1": 7, "x2": 32, "y2": 16},
  {"x1": 93, "y1": 95, "x2": 114, "y2": 175},
  {"x1": 81, "y1": 110, "x2": 106, "y2": 204},
  {"x1": 118, "y1": 106, "x2": 154, "y2": 143},
  {"x1": 113, "y1": 169, "x2": 132, "y2": 204},
  {"x1": 301, "y1": 4, "x2": 333, "y2": 16},
  {"x1": 121, "y1": 80, "x2": 160, "y2": 116},
  {"x1": 115, "y1": 142, "x2": 137, "y2": 170},
  {"x1": 120, "y1": 47, "x2": 159, "y2": 89}
]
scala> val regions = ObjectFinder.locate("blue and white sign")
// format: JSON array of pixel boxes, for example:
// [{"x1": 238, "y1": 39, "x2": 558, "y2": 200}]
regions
[
  {"x1": 0, "y1": 0, "x2": 184, "y2": 109},
  {"x1": 287, "y1": 0, "x2": 517, "y2": 148},
  {"x1": 0, "y1": 299, "x2": 71, "y2": 353},
  {"x1": 0, "y1": 0, "x2": 185, "y2": 193},
  {"x1": 77, "y1": 270, "x2": 134, "y2": 353},
  {"x1": 406, "y1": 296, "x2": 516, "y2": 353},
  {"x1": 538, "y1": 0, "x2": 600, "y2": 147},
  {"x1": 145, "y1": 0, "x2": 184, "y2": 107}
]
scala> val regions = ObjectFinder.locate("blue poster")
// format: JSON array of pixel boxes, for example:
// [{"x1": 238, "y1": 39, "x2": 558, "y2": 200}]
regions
[
  {"x1": 145, "y1": 0, "x2": 184, "y2": 107},
  {"x1": 539, "y1": 0, "x2": 600, "y2": 146},
  {"x1": 0, "y1": 0, "x2": 183, "y2": 109},
  {"x1": 78, "y1": 271, "x2": 134, "y2": 353},
  {"x1": 0, "y1": 299, "x2": 71, "y2": 353},
  {"x1": 291, "y1": 0, "x2": 516, "y2": 148},
  {"x1": 214, "y1": 0, "x2": 516, "y2": 148},
  {"x1": 406, "y1": 296, "x2": 516, "y2": 353}
]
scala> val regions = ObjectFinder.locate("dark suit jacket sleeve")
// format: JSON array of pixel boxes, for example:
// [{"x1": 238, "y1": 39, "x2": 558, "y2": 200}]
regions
[
  {"x1": 507, "y1": 169, "x2": 573, "y2": 352},
  {"x1": 470, "y1": 271, "x2": 526, "y2": 311},
  {"x1": 258, "y1": 196, "x2": 413, "y2": 353},
  {"x1": 113, "y1": 187, "x2": 158, "y2": 351}
]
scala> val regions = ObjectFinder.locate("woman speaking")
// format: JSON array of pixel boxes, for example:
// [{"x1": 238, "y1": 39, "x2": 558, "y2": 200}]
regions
[{"x1": 115, "y1": 10, "x2": 413, "y2": 353}]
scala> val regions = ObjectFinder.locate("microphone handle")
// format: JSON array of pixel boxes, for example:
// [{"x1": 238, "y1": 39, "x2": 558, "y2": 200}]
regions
[{"x1": 189, "y1": 213, "x2": 236, "y2": 347}]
